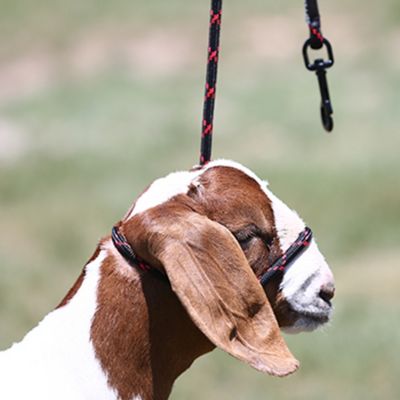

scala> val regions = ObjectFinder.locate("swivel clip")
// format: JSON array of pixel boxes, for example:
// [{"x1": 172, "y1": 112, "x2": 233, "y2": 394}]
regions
[{"x1": 303, "y1": 38, "x2": 335, "y2": 132}]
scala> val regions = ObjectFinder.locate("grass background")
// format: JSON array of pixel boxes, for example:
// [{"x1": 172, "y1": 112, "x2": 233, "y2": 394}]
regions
[{"x1": 0, "y1": 0, "x2": 399, "y2": 398}]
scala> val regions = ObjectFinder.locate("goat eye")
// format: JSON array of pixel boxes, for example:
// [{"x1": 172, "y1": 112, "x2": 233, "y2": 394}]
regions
[
  {"x1": 238, "y1": 236, "x2": 255, "y2": 246},
  {"x1": 262, "y1": 235, "x2": 273, "y2": 249},
  {"x1": 236, "y1": 232, "x2": 258, "y2": 248}
]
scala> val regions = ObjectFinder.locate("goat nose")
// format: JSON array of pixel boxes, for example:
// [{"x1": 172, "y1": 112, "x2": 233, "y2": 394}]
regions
[{"x1": 319, "y1": 282, "x2": 335, "y2": 306}]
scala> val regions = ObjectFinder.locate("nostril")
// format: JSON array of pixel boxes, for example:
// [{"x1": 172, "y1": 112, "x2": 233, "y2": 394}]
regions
[{"x1": 319, "y1": 285, "x2": 335, "y2": 306}]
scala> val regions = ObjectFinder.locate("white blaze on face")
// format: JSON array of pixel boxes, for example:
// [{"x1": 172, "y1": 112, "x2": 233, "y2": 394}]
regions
[
  {"x1": 263, "y1": 185, "x2": 334, "y2": 331},
  {"x1": 209, "y1": 160, "x2": 335, "y2": 331},
  {"x1": 202, "y1": 162, "x2": 335, "y2": 328}
]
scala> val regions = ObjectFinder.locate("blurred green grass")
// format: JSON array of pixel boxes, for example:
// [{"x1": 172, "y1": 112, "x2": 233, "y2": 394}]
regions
[{"x1": 0, "y1": 0, "x2": 399, "y2": 399}]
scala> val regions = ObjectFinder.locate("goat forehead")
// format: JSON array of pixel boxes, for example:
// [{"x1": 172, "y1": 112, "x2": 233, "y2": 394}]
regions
[
  {"x1": 205, "y1": 160, "x2": 306, "y2": 251},
  {"x1": 128, "y1": 170, "x2": 197, "y2": 218},
  {"x1": 127, "y1": 160, "x2": 254, "y2": 219},
  {"x1": 127, "y1": 160, "x2": 302, "y2": 242}
]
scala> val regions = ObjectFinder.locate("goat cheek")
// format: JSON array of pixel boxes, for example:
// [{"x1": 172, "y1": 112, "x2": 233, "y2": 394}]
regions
[
  {"x1": 273, "y1": 293, "x2": 299, "y2": 328},
  {"x1": 242, "y1": 248, "x2": 257, "y2": 267},
  {"x1": 248, "y1": 242, "x2": 270, "y2": 278}
]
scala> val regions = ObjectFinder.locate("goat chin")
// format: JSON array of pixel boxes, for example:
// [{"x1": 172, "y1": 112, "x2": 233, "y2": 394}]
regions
[{"x1": 283, "y1": 315, "x2": 332, "y2": 334}]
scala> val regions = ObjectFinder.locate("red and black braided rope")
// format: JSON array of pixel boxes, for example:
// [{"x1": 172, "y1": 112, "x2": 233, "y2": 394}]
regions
[
  {"x1": 200, "y1": 0, "x2": 223, "y2": 166},
  {"x1": 305, "y1": 0, "x2": 324, "y2": 50},
  {"x1": 112, "y1": 226, "x2": 150, "y2": 272},
  {"x1": 259, "y1": 227, "x2": 313, "y2": 286},
  {"x1": 112, "y1": 226, "x2": 169, "y2": 283}
]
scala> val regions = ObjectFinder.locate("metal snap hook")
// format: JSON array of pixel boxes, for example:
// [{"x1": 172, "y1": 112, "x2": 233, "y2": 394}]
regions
[{"x1": 303, "y1": 38, "x2": 335, "y2": 132}]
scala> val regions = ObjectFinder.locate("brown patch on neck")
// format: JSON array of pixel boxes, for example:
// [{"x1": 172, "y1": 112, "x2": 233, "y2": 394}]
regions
[
  {"x1": 91, "y1": 252, "x2": 213, "y2": 400},
  {"x1": 56, "y1": 270, "x2": 86, "y2": 309},
  {"x1": 56, "y1": 244, "x2": 102, "y2": 309}
]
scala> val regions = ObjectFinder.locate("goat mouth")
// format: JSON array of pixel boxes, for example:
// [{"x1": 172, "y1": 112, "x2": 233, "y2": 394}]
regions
[
  {"x1": 282, "y1": 310, "x2": 331, "y2": 333},
  {"x1": 282, "y1": 313, "x2": 329, "y2": 334},
  {"x1": 297, "y1": 310, "x2": 330, "y2": 324},
  {"x1": 288, "y1": 295, "x2": 333, "y2": 324},
  {"x1": 297, "y1": 308, "x2": 332, "y2": 331}
]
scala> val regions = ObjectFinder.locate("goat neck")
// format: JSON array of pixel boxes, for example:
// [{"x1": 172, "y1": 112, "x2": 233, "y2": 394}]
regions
[
  {"x1": 0, "y1": 240, "x2": 213, "y2": 400},
  {"x1": 89, "y1": 239, "x2": 214, "y2": 400}
]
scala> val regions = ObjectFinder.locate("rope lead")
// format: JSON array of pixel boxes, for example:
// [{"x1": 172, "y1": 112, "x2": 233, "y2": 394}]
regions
[
  {"x1": 199, "y1": 0, "x2": 336, "y2": 165},
  {"x1": 200, "y1": 0, "x2": 222, "y2": 166}
]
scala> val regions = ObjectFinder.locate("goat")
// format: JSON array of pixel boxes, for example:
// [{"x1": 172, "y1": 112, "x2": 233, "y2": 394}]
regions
[{"x1": 0, "y1": 159, "x2": 335, "y2": 400}]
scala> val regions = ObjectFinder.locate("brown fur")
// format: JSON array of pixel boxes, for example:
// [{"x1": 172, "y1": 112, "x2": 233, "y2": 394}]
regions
[
  {"x1": 91, "y1": 252, "x2": 213, "y2": 400},
  {"x1": 187, "y1": 167, "x2": 297, "y2": 326},
  {"x1": 65, "y1": 166, "x2": 303, "y2": 399}
]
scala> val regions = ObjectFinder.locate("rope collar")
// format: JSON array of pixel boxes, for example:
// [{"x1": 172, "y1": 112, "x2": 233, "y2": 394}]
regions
[
  {"x1": 111, "y1": 225, "x2": 312, "y2": 288},
  {"x1": 111, "y1": 226, "x2": 150, "y2": 272},
  {"x1": 112, "y1": 226, "x2": 169, "y2": 282}
]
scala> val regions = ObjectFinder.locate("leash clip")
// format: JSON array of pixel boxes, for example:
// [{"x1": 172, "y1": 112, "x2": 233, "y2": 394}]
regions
[{"x1": 303, "y1": 38, "x2": 335, "y2": 132}]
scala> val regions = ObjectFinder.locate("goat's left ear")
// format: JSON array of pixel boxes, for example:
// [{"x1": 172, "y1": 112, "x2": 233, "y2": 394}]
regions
[{"x1": 126, "y1": 200, "x2": 298, "y2": 377}]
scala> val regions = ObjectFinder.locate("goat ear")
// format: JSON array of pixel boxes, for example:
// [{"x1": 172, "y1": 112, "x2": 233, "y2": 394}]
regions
[{"x1": 127, "y1": 202, "x2": 299, "y2": 377}]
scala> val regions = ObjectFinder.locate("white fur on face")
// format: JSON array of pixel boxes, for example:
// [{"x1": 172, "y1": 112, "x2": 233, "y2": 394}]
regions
[
  {"x1": 202, "y1": 160, "x2": 335, "y2": 332},
  {"x1": 206, "y1": 161, "x2": 335, "y2": 331},
  {"x1": 262, "y1": 186, "x2": 334, "y2": 332}
]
